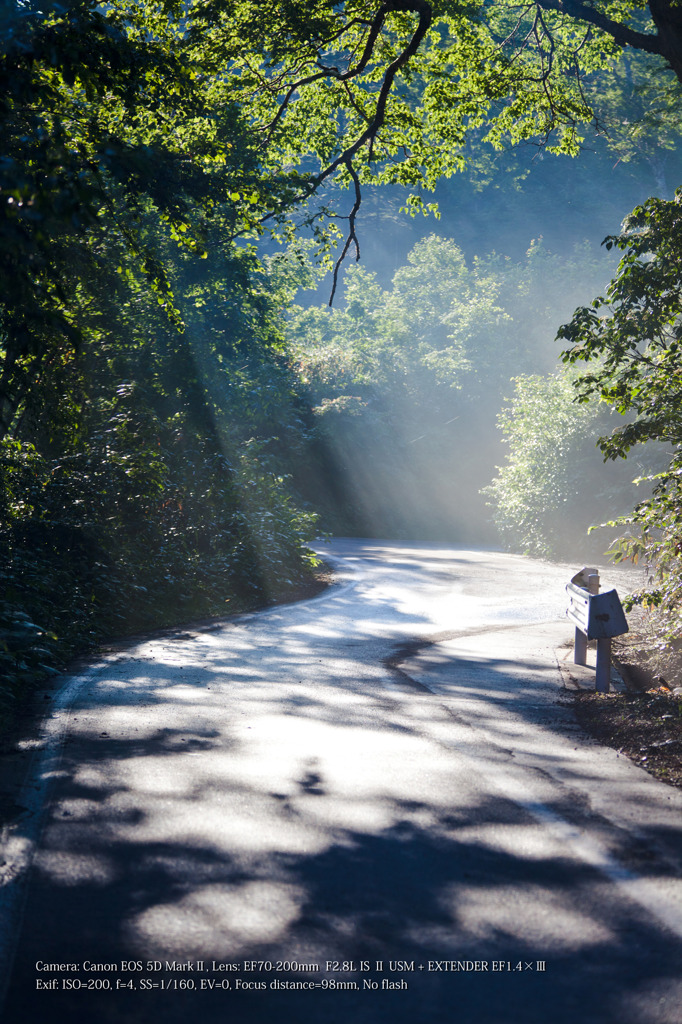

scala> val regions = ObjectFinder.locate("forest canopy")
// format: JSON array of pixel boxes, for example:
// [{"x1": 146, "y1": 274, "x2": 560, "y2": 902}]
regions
[{"x1": 3, "y1": 0, "x2": 682, "y2": 329}]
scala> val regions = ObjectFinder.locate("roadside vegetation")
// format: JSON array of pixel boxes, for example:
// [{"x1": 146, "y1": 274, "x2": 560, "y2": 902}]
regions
[{"x1": 3, "y1": 1, "x2": 682, "y2": 728}]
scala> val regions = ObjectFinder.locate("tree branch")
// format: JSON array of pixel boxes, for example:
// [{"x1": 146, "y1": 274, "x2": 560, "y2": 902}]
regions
[
  {"x1": 263, "y1": 1, "x2": 431, "y2": 142},
  {"x1": 314, "y1": 1, "x2": 433, "y2": 187},
  {"x1": 329, "y1": 159, "x2": 362, "y2": 306},
  {"x1": 258, "y1": 2, "x2": 433, "y2": 299},
  {"x1": 535, "y1": 0, "x2": 662, "y2": 56}
]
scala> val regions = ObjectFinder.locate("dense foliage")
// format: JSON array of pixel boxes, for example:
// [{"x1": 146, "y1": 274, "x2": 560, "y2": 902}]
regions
[
  {"x1": 483, "y1": 370, "x2": 662, "y2": 558},
  {"x1": 0, "y1": 229, "x2": 320, "y2": 711},
  {"x1": 559, "y1": 191, "x2": 682, "y2": 644}
]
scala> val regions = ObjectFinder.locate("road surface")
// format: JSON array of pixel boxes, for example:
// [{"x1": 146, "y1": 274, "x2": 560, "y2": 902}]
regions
[{"x1": 1, "y1": 539, "x2": 682, "y2": 1023}]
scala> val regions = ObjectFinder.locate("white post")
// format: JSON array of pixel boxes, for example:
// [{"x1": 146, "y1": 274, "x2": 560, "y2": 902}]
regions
[
  {"x1": 574, "y1": 628, "x2": 588, "y2": 666},
  {"x1": 574, "y1": 568, "x2": 598, "y2": 667}
]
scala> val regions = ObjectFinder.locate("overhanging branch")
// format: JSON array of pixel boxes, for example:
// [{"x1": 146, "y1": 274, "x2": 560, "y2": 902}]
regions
[
  {"x1": 259, "y1": 2, "x2": 433, "y2": 300},
  {"x1": 535, "y1": 0, "x2": 661, "y2": 56},
  {"x1": 329, "y1": 158, "x2": 362, "y2": 305}
]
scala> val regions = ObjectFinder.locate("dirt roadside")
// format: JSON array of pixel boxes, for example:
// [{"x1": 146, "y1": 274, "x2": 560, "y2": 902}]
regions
[{"x1": 562, "y1": 632, "x2": 682, "y2": 791}]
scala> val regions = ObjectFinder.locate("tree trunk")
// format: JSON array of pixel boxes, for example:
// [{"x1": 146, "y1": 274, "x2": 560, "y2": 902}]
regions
[{"x1": 649, "y1": 0, "x2": 682, "y2": 82}]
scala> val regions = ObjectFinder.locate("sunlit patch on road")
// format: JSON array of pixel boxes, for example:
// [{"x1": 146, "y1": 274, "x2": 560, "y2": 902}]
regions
[{"x1": 2, "y1": 541, "x2": 681, "y2": 1023}]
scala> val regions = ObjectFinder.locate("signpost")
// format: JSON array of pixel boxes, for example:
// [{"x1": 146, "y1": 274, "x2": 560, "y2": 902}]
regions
[{"x1": 566, "y1": 568, "x2": 629, "y2": 693}]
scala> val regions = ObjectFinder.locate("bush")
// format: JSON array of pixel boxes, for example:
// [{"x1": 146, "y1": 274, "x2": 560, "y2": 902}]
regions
[{"x1": 483, "y1": 371, "x2": 655, "y2": 559}]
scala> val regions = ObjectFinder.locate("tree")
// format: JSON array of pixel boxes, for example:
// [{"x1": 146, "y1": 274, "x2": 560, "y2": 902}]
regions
[
  {"x1": 483, "y1": 369, "x2": 658, "y2": 558},
  {"x1": 0, "y1": 0, "x2": 326, "y2": 698},
  {"x1": 535, "y1": 2, "x2": 682, "y2": 82},
  {"x1": 559, "y1": 190, "x2": 682, "y2": 618},
  {"x1": 0, "y1": 0, "x2": 291, "y2": 437}
]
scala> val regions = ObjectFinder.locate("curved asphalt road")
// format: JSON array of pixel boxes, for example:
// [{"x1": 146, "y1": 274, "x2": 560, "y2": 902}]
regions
[{"x1": 1, "y1": 539, "x2": 682, "y2": 1023}]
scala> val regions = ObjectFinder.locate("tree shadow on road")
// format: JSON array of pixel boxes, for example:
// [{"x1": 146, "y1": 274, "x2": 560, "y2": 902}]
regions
[{"x1": 3, "y1": 545, "x2": 682, "y2": 1024}]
